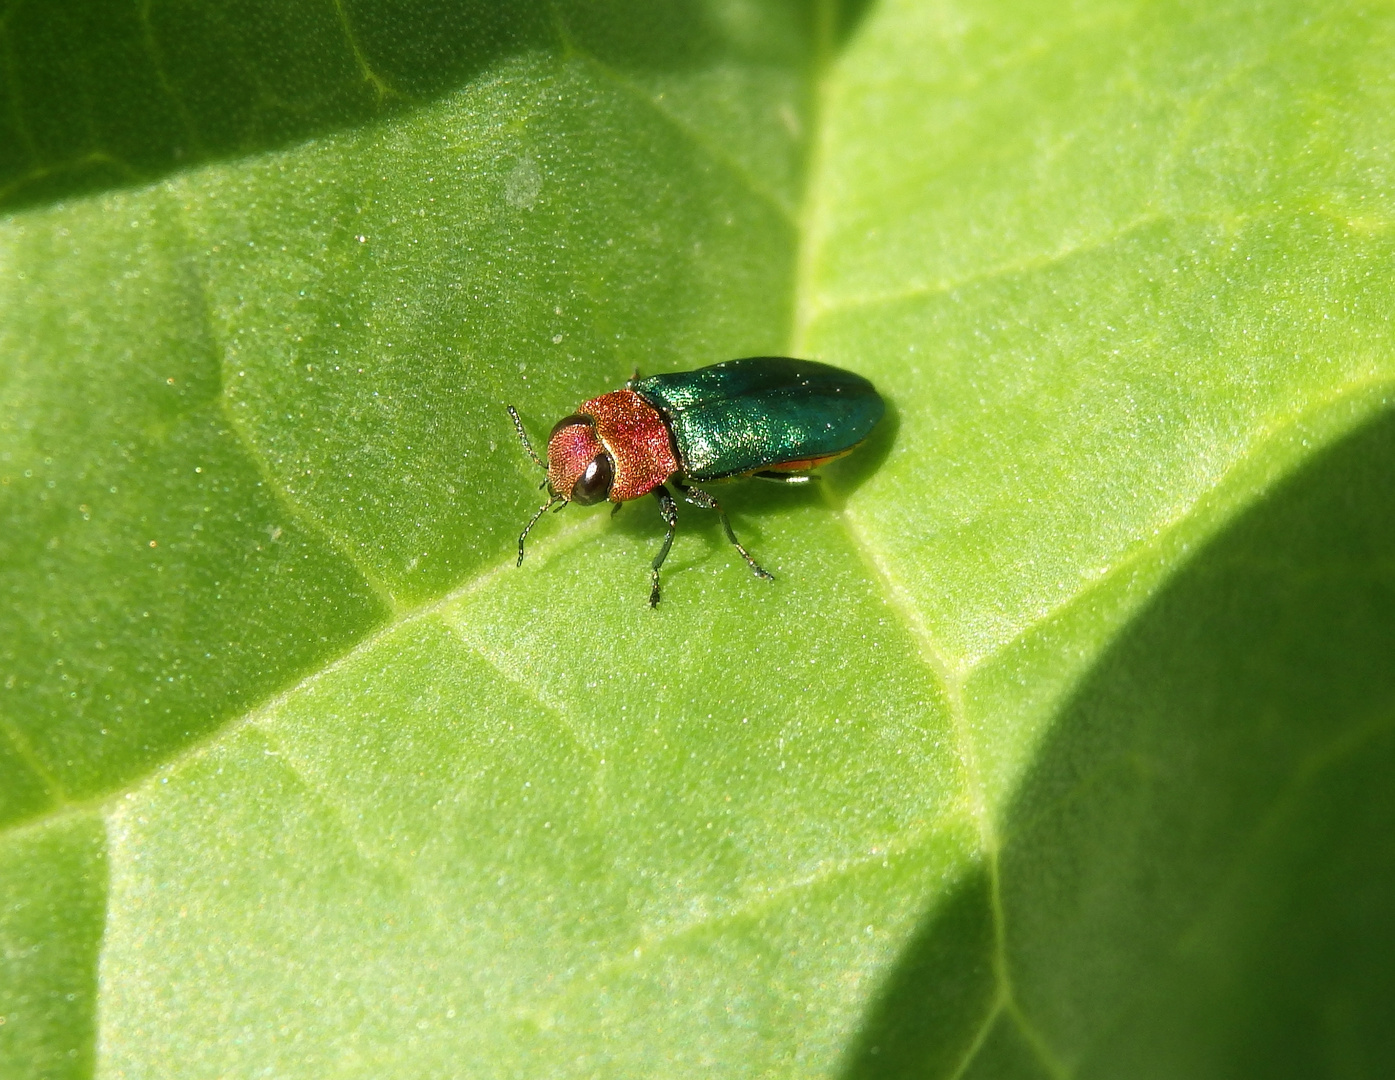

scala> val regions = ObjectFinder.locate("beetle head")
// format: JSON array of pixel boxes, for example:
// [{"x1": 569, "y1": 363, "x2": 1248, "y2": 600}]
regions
[{"x1": 546, "y1": 415, "x2": 614, "y2": 505}]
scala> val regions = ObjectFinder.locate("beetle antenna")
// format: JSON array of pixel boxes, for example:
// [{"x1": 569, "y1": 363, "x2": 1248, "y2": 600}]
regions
[
  {"x1": 507, "y1": 406, "x2": 547, "y2": 471},
  {"x1": 517, "y1": 493, "x2": 563, "y2": 566}
]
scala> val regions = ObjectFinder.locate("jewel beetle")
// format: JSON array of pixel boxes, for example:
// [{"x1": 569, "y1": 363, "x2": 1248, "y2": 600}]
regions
[{"x1": 508, "y1": 356, "x2": 884, "y2": 606}]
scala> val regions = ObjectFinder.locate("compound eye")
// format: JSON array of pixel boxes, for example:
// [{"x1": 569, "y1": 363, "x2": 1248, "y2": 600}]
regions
[{"x1": 571, "y1": 452, "x2": 613, "y2": 505}]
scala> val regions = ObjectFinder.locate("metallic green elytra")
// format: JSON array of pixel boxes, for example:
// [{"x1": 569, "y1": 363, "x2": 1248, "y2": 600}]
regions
[
  {"x1": 630, "y1": 357, "x2": 885, "y2": 481},
  {"x1": 508, "y1": 356, "x2": 885, "y2": 606}
]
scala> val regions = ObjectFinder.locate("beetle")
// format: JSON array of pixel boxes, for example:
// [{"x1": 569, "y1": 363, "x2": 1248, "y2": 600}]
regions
[{"x1": 508, "y1": 356, "x2": 885, "y2": 606}]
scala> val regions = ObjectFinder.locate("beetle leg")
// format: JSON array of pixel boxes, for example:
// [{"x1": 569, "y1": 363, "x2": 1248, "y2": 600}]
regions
[
  {"x1": 752, "y1": 470, "x2": 815, "y2": 485},
  {"x1": 674, "y1": 481, "x2": 774, "y2": 582},
  {"x1": 611, "y1": 502, "x2": 623, "y2": 518},
  {"x1": 650, "y1": 485, "x2": 678, "y2": 607}
]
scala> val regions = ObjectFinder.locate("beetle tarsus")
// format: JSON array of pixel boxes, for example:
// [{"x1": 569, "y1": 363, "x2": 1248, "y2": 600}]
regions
[
  {"x1": 650, "y1": 485, "x2": 678, "y2": 606},
  {"x1": 676, "y1": 481, "x2": 774, "y2": 582}
]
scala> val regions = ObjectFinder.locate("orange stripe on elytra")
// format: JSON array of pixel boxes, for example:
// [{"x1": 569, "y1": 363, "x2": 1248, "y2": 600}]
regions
[{"x1": 756, "y1": 447, "x2": 854, "y2": 473}]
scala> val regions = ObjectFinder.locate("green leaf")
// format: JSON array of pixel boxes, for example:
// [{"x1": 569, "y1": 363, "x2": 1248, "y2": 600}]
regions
[{"x1": 4, "y1": 0, "x2": 1395, "y2": 1076}]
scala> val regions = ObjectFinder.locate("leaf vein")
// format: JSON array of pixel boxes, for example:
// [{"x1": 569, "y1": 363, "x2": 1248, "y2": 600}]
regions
[
  {"x1": 943, "y1": 994, "x2": 1007, "y2": 1080},
  {"x1": 561, "y1": 46, "x2": 799, "y2": 228},
  {"x1": 0, "y1": 713, "x2": 67, "y2": 805},
  {"x1": 979, "y1": 375, "x2": 1395, "y2": 672},
  {"x1": 0, "y1": 514, "x2": 607, "y2": 847},
  {"x1": 537, "y1": 811, "x2": 979, "y2": 1019}
]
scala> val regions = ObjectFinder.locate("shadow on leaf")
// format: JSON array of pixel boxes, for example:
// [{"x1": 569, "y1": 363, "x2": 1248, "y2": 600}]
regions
[
  {"x1": 0, "y1": 0, "x2": 877, "y2": 213},
  {"x1": 845, "y1": 406, "x2": 1395, "y2": 1078},
  {"x1": 825, "y1": 395, "x2": 901, "y2": 506},
  {"x1": 841, "y1": 867, "x2": 999, "y2": 1079}
]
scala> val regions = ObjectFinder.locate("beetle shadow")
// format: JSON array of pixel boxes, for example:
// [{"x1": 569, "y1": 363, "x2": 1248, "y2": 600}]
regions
[
  {"x1": 604, "y1": 396, "x2": 898, "y2": 576},
  {"x1": 821, "y1": 396, "x2": 901, "y2": 509},
  {"x1": 607, "y1": 474, "x2": 827, "y2": 580},
  {"x1": 840, "y1": 406, "x2": 1395, "y2": 1077}
]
